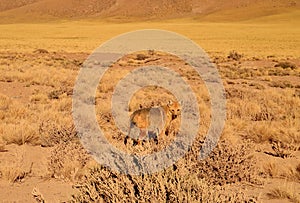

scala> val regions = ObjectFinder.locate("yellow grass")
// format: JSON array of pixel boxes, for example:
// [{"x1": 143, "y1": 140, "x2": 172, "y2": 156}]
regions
[
  {"x1": 0, "y1": 11, "x2": 299, "y2": 58},
  {"x1": 0, "y1": 147, "x2": 32, "y2": 183},
  {"x1": 0, "y1": 8, "x2": 299, "y2": 201},
  {"x1": 267, "y1": 181, "x2": 300, "y2": 203}
]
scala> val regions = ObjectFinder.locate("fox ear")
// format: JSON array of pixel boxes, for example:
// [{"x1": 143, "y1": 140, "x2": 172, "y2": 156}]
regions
[
  {"x1": 167, "y1": 100, "x2": 173, "y2": 106},
  {"x1": 179, "y1": 100, "x2": 183, "y2": 106}
]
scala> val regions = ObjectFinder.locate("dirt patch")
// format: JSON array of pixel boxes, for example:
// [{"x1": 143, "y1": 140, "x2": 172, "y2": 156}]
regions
[{"x1": 0, "y1": 81, "x2": 46, "y2": 104}]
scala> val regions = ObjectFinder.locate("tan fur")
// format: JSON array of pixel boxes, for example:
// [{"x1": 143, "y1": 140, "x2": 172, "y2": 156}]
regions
[{"x1": 126, "y1": 101, "x2": 181, "y2": 145}]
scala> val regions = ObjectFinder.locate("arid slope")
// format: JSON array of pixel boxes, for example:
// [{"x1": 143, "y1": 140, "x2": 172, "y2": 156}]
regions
[{"x1": 0, "y1": 0, "x2": 299, "y2": 22}]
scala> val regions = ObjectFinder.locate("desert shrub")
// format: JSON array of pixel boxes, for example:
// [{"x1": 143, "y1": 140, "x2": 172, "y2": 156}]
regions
[
  {"x1": 48, "y1": 87, "x2": 73, "y2": 100},
  {"x1": 0, "y1": 165, "x2": 31, "y2": 183},
  {"x1": 30, "y1": 93, "x2": 48, "y2": 103},
  {"x1": 71, "y1": 165, "x2": 256, "y2": 203},
  {"x1": 268, "y1": 141, "x2": 298, "y2": 158},
  {"x1": 48, "y1": 90, "x2": 61, "y2": 100},
  {"x1": 136, "y1": 54, "x2": 148, "y2": 61},
  {"x1": 275, "y1": 61, "x2": 296, "y2": 70},
  {"x1": 48, "y1": 142, "x2": 90, "y2": 182},
  {"x1": 294, "y1": 89, "x2": 300, "y2": 97},
  {"x1": 71, "y1": 138, "x2": 259, "y2": 202},
  {"x1": 244, "y1": 122, "x2": 277, "y2": 143},
  {"x1": 33, "y1": 49, "x2": 49, "y2": 54},
  {"x1": 196, "y1": 140, "x2": 259, "y2": 186},
  {"x1": 227, "y1": 50, "x2": 243, "y2": 61},
  {"x1": 270, "y1": 81, "x2": 294, "y2": 88},
  {"x1": 0, "y1": 151, "x2": 32, "y2": 183},
  {"x1": 39, "y1": 121, "x2": 78, "y2": 147}
]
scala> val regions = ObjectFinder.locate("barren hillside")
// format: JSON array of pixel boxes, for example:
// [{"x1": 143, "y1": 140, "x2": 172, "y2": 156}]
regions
[
  {"x1": 0, "y1": 0, "x2": 41, "y2": 12},
  {"x1": 0, "y1": 0, "x2": 299, "y2": 22}
]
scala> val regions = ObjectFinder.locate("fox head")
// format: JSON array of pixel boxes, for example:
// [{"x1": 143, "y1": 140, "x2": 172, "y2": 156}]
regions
[{"x1": 167, "y1": 100, "x2": 181, "y2": 120}]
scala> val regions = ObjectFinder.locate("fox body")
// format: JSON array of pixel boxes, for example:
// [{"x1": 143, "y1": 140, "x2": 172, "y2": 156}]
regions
[{"x1": 125, "y1": 101, "x2": 181, "y2": 145}]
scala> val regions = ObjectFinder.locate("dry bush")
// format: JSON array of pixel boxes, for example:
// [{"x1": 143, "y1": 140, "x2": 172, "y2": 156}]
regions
[
  {"x1": 71, "y1": 136, "x2": 258, "y2": 202},
  {"x1": 30, "y1": 93, "x2": 48, "y2": 104},
  {"x1": 245, "y1": 122, "x2": 278, "y2": 143},
  {"x1": 33, "y1": 49, "x2": 49, "y2": 54},
  {"x1": 270, "y1": 81, "x2": 294, "y2": 89},
  {"x1": 228, "y1": 50, "x2": 243, "y2": 61},
  {"x1": 269, "y1": 141, "x2": 298, "y2": 158},
  {"x1": 275, "y1": 61, "x2": 296, "y2": 70},
  {"x1": 0, "y1": 150, "x2": 32, "y2": 183},
  {"x1": 267, "y1": 182, "x2": 300, "y2": 203},
  {"x1": 39, "y1": 120, "x2": 78, "y2": 147},
  {"x1": 195, "y1": 140, "x2": 259, "y2": 186},
  {"x1": 71, "y1": 165, "x2": 256, "y2": 203},
  {"x1": 48, "y1": 87, "x2": 73, "y2": 100},
  {"x1": 48, "y1": 90, "x2": 61, "y2": 99},
  {"x1": 48, "y1": 141, "x2": 90, "y2": 182},
  {"x1": 136, "y1": 53, "x2": 148, "y2": 61},
  {"x1": 0, "y1": 165, "x2": 31, "y2": 183}
]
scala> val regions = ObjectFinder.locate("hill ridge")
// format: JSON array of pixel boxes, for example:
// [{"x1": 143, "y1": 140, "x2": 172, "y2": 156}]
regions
[{"x1": 0, "y1": 0, "x2": 299, "y2": 22}]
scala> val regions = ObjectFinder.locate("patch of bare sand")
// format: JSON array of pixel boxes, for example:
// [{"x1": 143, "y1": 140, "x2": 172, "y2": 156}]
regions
[
  {"x1": 0, "y1": 177, "x2": 74, "y2": 202},
  {"x1": 0, "y1": 81, "x2": 53, "y2": 104},
  {"x1": 0, "y1": 144, "x2": 74, "y2": 202}
]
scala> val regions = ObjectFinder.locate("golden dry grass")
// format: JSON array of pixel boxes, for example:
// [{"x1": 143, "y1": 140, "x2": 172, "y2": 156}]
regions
[
  {"x1": 267, "y1": 181, "x2": 300, "y2": 203},
  {"x1": 0, "y1": 11, "x2": 300, "y2": 57},
  {"x1": 0, "y1": 147, "x2": 32, "y2": 183},
  {"x1": 0, "y1": 12, "x2": 299, "y2": 201},
  {"x1": 0, "y1": 48, "x2": 299, "y2": 201}
]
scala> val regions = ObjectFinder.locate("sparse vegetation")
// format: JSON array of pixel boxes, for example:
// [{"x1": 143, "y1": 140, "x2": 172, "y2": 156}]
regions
[
  {"x1": 71, "y1": 165, "x2": 256, "y2": 203},
  {"x1": 48, "y1": 141, "x2": 90, "y2": 182},
  {"x1": 227, "y1": 50, "x2": 243, "y2": 61},
  {"x1": 0, "y1": 10, "x2": 299, "y2": 201},
  {"x1": 0, "y1": 150, "x2": 32, "y2": 183},
  {"x1": 196, "y1": 140, "x2": 259, "y2": 186},
  {"x1": 269, "y1": 141, "x2": 298, "y2": 159},
  {"x1": 275, "y1": 61, "x2": 296, "y2": 70},
  {"x1": 0, "y1": 49, "x2": 299, "y2": 202},
  {"x1": 267, "y1": 182, "x2": 300, "y2": 203},
  {"x1": 39, "y1": 121, "x2": 78, "y2": 147}
]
